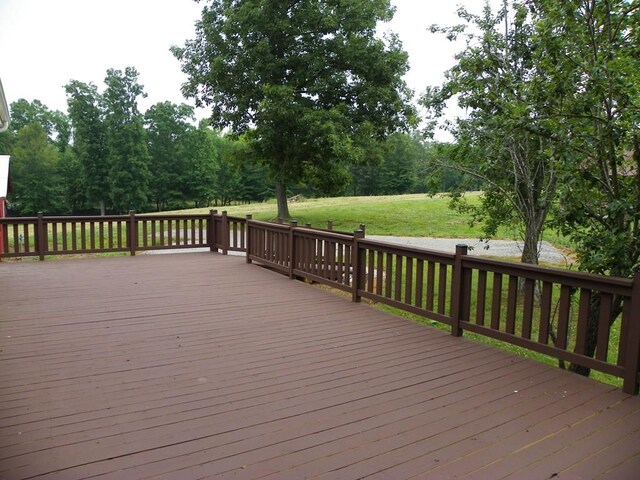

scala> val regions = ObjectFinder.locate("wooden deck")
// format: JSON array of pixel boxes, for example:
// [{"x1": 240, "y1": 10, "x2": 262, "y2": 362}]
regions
[{"x1": 1, "y1": 253, "x2": 639, "y2": 479}]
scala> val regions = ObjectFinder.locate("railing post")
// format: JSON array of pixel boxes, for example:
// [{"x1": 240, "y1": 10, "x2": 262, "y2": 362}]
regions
[
  {"x1": 450, "y1": 244, "x2": 468, "y2": 337},
  {"x1": 221, "y1": 211, "x2": 229, "y2": 255},
  {"x1": 623, "y1": 270, "x2": 640, "y2": 395},
  {"x1": 37, "y1": 212, "x2": 46, "y2": 261},
  {"x1": 352, "y1": 229, "x2": 365, "y2": 303},
  {"x1": 128, "y1": 210, "x2": 137, "y2": 256},
  {"x1": 209, "y1": 210, "x2": 218, "y2": 252},
  {"x1": 289, "y1": 220, "x2": 297, "y2": 278},
  {"x1": 246, "y1": 214, "x2": 253, "y2": 264}
]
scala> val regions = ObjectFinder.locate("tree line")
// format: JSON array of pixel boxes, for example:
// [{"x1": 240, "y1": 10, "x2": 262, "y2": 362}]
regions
[
  {"x1": 0, "y1": 68, "x2": 276, "y2": 216},
  {"x1": 0, "y1": 73, "x2": 467, "y2": 217}
]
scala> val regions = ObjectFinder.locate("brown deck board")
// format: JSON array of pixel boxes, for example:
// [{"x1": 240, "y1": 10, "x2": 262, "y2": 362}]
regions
[{"x1": 1, "y1": 253, "x2": 639, "y2": 479}]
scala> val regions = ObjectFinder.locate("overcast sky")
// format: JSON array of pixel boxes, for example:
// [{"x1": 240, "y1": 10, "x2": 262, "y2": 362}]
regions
[{"x1": 0, "y1": 0, "x2": 496, "y2": 140}]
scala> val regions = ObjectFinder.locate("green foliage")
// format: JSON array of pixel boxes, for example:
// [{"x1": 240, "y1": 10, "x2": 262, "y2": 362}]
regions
[
  {"x1": 65, "y1": 80, "x2": 109, "y2": 212},
  {"x1": 424, "y1": 0, "x2": 640, "y2": 375},
  {"x1": 57, "y1": 149, "x2": 87, "y2": 214},
  {"x1": 145, "y1": 101, "x2": 198, "y2": 210},
  {"x1": 6, "y1": 69, "x2": 286, "y2": 215},
  {"x1": 425, "y1": 0, "x2": 640, "y2": 275},
  {"x1": 418, "y1": 142, "x2": 480, "y2": 194},
  {"x1": 535, "y1": 0, "x2": 640, "y2": 278},
  {"x1": 424, "y1": 2, "x2": 561, "y2": 264},
  {"x1": 181, "y1": 125, "x2": 218, "y2": 207},
  {"x1": 8, "y1": 99, "x2": 70, "y2": 153},
  {"x1": 103, "y1": 67, "x2": 151, "y2": 213},
  {"x1": 173, "y1": 0, "x2": 415, "y2": 218},
  {"x1": 8, "y1": 123, "x2": 63, "y2": 215},
  {"x1": 349, "y1": 132, "x2": 424, "y2": 195}
]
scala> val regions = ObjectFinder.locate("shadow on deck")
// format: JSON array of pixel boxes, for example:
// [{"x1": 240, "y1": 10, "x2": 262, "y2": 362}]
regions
[{"x1": 1, "y1": 253, "x2": 639, "y2": 479}]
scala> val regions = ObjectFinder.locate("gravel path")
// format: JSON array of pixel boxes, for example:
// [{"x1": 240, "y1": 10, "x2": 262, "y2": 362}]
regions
[{"x1": 369, "y1": 236, "x2": 569, "y2": 264}]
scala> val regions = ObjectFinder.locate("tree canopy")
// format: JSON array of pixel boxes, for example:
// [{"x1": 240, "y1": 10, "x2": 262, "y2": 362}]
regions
[
  {"x1": 65, "y1": 80, "x2": 109, "y2": 214},
  {"x1": 423, "y1": 2, "x2": 563, "y2": 264},
  {"x1": 425, "y1": 0, "x2": 640, "y2": 376},
  {"x1": 172, "y1": 0, "x2": 415, "y2": 219}
]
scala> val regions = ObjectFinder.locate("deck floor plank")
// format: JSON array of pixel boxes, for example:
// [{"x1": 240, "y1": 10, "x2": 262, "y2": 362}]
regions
[{"x1": 1, "y1": 253, "x2": 639, "y2": 479}]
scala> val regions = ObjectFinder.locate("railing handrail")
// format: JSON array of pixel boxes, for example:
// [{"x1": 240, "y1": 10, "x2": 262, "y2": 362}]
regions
[
  {"x1": 462, "y1": 254, "x2": 633, "y2": 295},
  {"x1": 294, "y1": 225, "x2": 354, "y2": 242},
  {"x1": 248, "y1": 219, "x2": 291, "y2": 232},
  {"x1": 359, "y1": 238, "x2": 457, "y2": 263}
]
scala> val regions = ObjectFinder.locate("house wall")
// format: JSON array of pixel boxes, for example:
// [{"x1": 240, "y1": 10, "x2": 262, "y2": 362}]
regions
[{"x1": 0, "y1": 197, "x2": 5, "y2": 254}]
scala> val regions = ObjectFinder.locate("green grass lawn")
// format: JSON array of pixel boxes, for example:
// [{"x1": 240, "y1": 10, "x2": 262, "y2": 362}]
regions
[{"x1": 170, "y1": 192, "x2": 571, "y2": 249}]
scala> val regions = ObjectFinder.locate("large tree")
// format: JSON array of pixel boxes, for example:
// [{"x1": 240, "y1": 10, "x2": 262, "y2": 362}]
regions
[
  {"x1": 144, "y1": 101, "x2": 196, "y2": 211},
  {"x1": 8, "y1": 99, "x2": 70, "y2": 153},
  {"x1": 172, "y1": 0, "x2": 414, "y2": 219},
  {"x1": 8, "y1": 123, "x2": 63, "y2": 215},
  {"x1": 102, "y1": 67, "x2": 151, "y2": 213},
  {"x1": 65, "y1": 80, "x2": 109, "y2": 214},
  {"x1": 57, "y1": 149, "x2": 86, "y2": 214},
  {"x1": 424, "y1": 2, "x2": 562, "y2": 264},
  {"x1": 182, "y1": 124, "x2": 222, "y2": 207},
  {"x1": 533, "y1": 0, "x2": 640, "y2": 375},
  {"x1": 427, "y1": 0, "x2": 640, "y2": 376}
]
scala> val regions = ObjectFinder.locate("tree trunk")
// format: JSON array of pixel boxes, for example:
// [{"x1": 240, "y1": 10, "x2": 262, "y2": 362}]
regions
[
  {"x1": 568, "y1": 294, "x2": 623, "y2": 376},
  {"x1": 520, "y1": 218, "x2": 541, "y2": 265},
  {"x1": 99, "y1": 199, "x2": 105, "y2": 216},
  {"x1": 275, "y1": 181, "x2": 291, "y2": 221}
]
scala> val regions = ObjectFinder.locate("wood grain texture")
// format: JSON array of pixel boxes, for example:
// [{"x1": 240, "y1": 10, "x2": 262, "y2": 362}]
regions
[{"x1": 0, "y1": 253, "x2": 638, "y2": 479}]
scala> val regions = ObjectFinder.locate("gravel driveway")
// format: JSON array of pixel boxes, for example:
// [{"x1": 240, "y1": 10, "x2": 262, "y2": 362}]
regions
[{"x1": 369, "y1": 236, "x2": 569, "y2": 264}]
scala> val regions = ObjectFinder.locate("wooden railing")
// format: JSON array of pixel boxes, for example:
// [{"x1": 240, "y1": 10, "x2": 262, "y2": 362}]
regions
[
  {"x1": 454, "y1": 255, "x2": 639, "y2": 393},
  {"x1": 246, "y1": 220, "x2": 640, "y2": 395},
  {"x1": 1, "y1": 213, "x2": 638, "y2": 395},
  {"x1": 0, "y1": 210, "x2": 243, "y2": 259}
]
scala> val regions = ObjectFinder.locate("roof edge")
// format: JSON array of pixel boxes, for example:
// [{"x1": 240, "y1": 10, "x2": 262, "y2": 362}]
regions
[{"x1": 0, "y1": 78, "x2": 10, "y2": 133}]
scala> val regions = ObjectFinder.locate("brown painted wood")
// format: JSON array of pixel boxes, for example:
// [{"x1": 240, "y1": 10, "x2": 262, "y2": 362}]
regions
[
  {"x1": 395, "y1": 254, "x2": 403, "y2": 302},
  {"x1": 438, "y1": 264, "x2": 447, "y2": 314},
  {"x1": 405, "y1": 256, "x2": 413, "y2": 305},
  {"x1": 575, "y1": 288, "x2": 592, "y2": 355},
  {"x1": 376, "y1": 250, "x2": 383, "y2": 295},
  {"x1": 475, "y1": 269, "x2": 487, "y2": 326},
  {"x1": 426, "y1": 261, "x2": 435, "y2": 311},
  {"x1": 415, "y1": 258, "x2": 424, "y2": 309},
  {"x1": 367, "y1": 248, "x2": 375, "y2": 293},
  {"x1": 557, "y1": 285, "x2": 572, "y2": 350},
  {"x1": 522, "y1": 278, "x2": 534, "y2": 338},
  {"x1": 62, "y1": 222, "x2": 68, "y2": 251},
  {"x1": 506, "y1": 274, "x2": 518, "y2": 334},
  {"x1": 596, "y1": 293, "x2": 613, "y2": 361},
  {"x1": 491, "y1": 272, "x2": 503, "y2": 330},
  {"x1": 539, "y1": 280, "x2": 553, "y2": 344},
  {"x1": 1, "y1": 254, "x2": 639, "y2": 480}
]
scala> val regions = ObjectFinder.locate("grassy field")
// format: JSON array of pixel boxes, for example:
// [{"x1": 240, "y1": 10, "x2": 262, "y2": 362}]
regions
[{"x1": 172, "y1": 193, "x2": 572, "y2": 248}]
